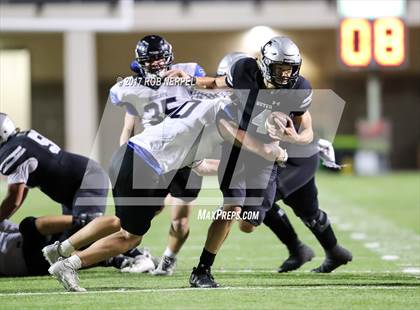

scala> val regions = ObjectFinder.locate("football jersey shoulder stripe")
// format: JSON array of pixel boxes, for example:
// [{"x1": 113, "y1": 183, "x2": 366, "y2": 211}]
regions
[
  {"x1": 300, "y1": 90, "x2": 313, "y2": 108},
  {"x1": 0, "y1": 146, "x2": 26, "y2": 175}
]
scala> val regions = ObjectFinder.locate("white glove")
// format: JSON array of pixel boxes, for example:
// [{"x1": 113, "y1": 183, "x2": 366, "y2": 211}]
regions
[{"x1": 317, "y1": 139, "x2": 343, "y2": 170}]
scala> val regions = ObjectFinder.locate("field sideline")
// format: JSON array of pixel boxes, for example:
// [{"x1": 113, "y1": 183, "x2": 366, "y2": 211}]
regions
[{"x1": 1, "y1": 173, "x2": 419, "y2": 309}]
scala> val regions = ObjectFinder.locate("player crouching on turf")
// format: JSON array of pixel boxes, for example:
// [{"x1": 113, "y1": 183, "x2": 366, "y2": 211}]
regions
[
  {"x1": 0, "y1": 113, "x2": 108, "y2": 225},
  {"x1": 0, "y1": 215, "x2": 123, "y2": 277}
]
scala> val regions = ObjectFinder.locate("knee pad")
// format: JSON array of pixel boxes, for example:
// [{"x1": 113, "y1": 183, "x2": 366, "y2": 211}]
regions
[
  {"x1": 19, "y1": 216, "x2": 38, "y2": 236},
  {"x1": 302, "y1": 210, "x2": 330, "y2": 233},
  {"x1": 264, "y1": 204, "x2": 295, "y2": 229}
]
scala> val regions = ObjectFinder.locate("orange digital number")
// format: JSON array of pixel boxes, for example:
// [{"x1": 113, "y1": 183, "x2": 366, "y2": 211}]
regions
[
  {"x1": 374, "y1": 17, "x2": 406, "y2": 67},
  {"x1": 340, "y1": 18, "x2": 372, "y2": 67}
]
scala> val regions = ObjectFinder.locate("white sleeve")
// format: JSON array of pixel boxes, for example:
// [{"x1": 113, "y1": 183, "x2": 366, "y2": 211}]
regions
[
  {"x1": 109, "y1": 82, "x2": 141, "y2": 116},
  {"x1": 0, "y1": 220, "x2": 20, "y2": 233},
  {"x1": 109, "y1": 83, "x2": 126, "y2": 108},
  {"x1": 7, "y1": 158, "x2": 38, "y2": 185}
]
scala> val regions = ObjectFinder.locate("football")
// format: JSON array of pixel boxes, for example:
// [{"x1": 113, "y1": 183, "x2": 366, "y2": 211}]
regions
[{"x1": 267, "y1": 111, "x2": 288, "y2": 131}]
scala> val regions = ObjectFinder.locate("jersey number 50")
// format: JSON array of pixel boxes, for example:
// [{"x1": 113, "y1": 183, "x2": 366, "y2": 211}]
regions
[{"x1": 169, "y1": 100, "x2": 201, "y2": 119}]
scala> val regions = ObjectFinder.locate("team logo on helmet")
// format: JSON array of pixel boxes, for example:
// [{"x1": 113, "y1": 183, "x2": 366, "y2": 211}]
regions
[
  {"x1": 134, "y1": 35, "x2": 174, "y2": 78},
  {"x1": 259, "y1": 36, "x2": 302, "y2": 88}
]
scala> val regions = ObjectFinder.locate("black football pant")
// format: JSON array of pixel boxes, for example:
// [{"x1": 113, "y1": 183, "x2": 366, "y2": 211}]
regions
[{"x1": 263, "y1": 154, "x2": 338, "y2": 252}]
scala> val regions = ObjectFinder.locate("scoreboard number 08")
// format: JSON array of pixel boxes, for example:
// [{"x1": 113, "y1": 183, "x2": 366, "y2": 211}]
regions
[{"x1": 340, "y1": 17, "x2": 406, "y2": 68}]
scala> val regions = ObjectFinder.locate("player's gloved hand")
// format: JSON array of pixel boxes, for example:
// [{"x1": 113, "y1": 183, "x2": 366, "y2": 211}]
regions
[{"x1": 317, "y1": 139, "x2": 343, "y2": 170}]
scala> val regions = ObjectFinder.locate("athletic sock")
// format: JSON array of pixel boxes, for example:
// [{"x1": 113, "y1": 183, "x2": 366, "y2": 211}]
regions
[
  {"x1": 67, "y1": 255, "x2": 82, "y2": 270},
  {"x1": 59, "y1": 240, "x2": 75, "y2": 257},
  {"x1": 311, "y1": 224, "x2": 337, "y2": 251},
  {"x1": 263, "y1": 205, "x2": 301, "y2": 253},
  {"x1": 197, "y1": 248, "x2": 216, "y2": 271},
  {"x1": 163, "y1": 247, "x2": 176, "y2": 259}
]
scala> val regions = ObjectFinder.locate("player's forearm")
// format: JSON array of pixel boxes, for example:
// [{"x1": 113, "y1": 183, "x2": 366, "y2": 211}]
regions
[
  {"x1": 294, "y1": 112, "x2": 314, "y2": 144},
  {"x1": 296, "y1": 128, "x2": 314, "y2": 144},
  {"x1": 0, "y1": 185, "x2": 27, "y2": 221},
  {"x1": 0, "y1": 197, "x2": 20, "y2": 222},
  {"x1": 196, "y1": 76, "x2": 227, "y2": 89},
  {"x1": 218, "y1": 119, "x2": 283, "y2": 162},
  {"x1": 192, "y1": 159, "x2": 220, "y2": 176},
  {"x1": 218, "y1": 118, "x2": 258, "y2": 152},
  {"x1": 195, "y1": 77, "x2": 216, "y2": 89}
]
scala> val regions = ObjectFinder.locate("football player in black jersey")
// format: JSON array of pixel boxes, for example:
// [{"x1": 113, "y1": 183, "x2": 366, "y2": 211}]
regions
[
  {"x1": 189, "y1": 37, "x2": 352, "y2": 288},
  {"x1": 0, "y1": 214, "x2": 129, "y2": 277},
  {"x1": 0, "y1": 113, "x2": 108, "y2": 227}
]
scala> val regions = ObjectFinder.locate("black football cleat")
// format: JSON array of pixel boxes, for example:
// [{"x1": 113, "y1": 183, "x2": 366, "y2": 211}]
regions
[
  {"x1": 189, "y1": 267, "x2": 220, "y2": 288},
  {"x1": 311, "y1": 244, "x2": 353, "y2": 273},
  {"x1": 278, "y1": 243, "x2": 315, "y2": 273}
]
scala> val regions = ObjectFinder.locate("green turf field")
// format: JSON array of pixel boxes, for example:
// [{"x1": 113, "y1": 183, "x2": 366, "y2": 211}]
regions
[{"x1": 1, "y1": 173, "x2": 419, "y2": 309}]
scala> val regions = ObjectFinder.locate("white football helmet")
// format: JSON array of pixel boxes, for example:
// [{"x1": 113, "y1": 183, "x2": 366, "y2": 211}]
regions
[
  {"x1": 0, "y1": 113, "x2": 17, "y2": 145},
  {"x1": 216, "y1": 52, "x2": 250, "y2": 76}
]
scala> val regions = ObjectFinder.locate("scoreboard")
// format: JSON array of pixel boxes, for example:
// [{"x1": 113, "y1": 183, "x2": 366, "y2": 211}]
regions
[
  {"x1": 339, "y1": 17, "x2": 407, "y2": 68},
  {"x1": 337, "y1": 0, "x2": 407, "y2": 69}
]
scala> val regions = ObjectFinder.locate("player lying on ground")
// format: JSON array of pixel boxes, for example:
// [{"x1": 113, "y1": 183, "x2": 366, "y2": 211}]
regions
[
  {"x1": 0, "y1": 113, "x2": 108, "y2": 231},
  {"x1": 185, "y1": 37, "x2": 352, "y2": 288},
  {"x1": 111, "y1": 35, "x2": 206, "y2": 275},
  {"x1": 44, "y1": 95, "x2": 287, "y2": 292},
  {"x1": 0, "y1": 215, "x2": 134, "y2": 277}
]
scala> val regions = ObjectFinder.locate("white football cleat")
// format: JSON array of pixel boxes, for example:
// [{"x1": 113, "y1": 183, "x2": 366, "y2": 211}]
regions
[
  {"x1": 42, "y1": 241, "x2": 63, "y2": 265},
  {"x1": 151, "y1": 256, "x2": 177, "y2": 276},
  {"x1": 120, "y1": 254, "x2": 155, "y2": 273},
  {"x1": 48, "y1": 259, "x2": 86, "y2": 292}
]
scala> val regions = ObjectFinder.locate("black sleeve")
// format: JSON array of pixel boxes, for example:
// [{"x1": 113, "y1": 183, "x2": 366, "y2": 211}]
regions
[
  {"x1": 230, "y1": 58, "x2": 260, "y2": 131},
  {"x1": 231, "y1": 58, "x2": 259, "y2": 89},
  {"x1": 291, "y1": 76, "x2": 313, "y2": 116}
]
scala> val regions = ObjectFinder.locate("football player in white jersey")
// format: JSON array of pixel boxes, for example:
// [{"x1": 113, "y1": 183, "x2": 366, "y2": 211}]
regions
[
  {"x1": 109, "y1": 35, "x2": 207, "y2": 275},
  {"x1": 44, "y1": 94, "x2": 286, "y2": 291}
]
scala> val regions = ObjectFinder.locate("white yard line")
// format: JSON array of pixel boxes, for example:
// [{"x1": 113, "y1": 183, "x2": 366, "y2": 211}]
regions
[
  {"x1": 320, "y1": 191, "x2": 420, "y2": 274},
  {"x1": 0, "y1": 285, "x2": 419, "y2": 297}
]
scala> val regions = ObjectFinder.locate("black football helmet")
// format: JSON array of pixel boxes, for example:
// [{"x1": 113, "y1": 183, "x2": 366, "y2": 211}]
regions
[{"x1": 134, "y1": 35, "x2": 174, "y2": 77}]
